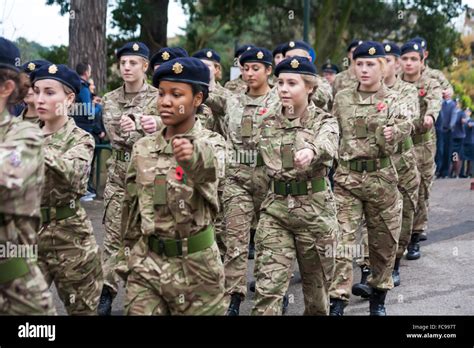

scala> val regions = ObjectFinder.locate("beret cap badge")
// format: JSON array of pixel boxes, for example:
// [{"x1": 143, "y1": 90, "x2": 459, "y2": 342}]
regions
[
  {"x1": 413, "y1": 43, "x2": 419, "y2": 50},
  {"x1": 48, "y1": 64, "x2": 58, "y2": 74},
  {"x1": 172, "y1": 62, "x2": 183, "y2": 74},
  {"x1": 132, "y1": 43, "x2": 139, "y2": 51},
  {"x1": 256, "y1": 51, "x2": 264, "y2": 59},
  {"x1": 368, "y1": 47, "x2": 376, "y2": 55},
  {"x1": 290, "y1": 59, "x2": 300, "y2": 69},
  {"x1": 289, "y1": 41, "x2": 295, "y2": 48},
  {"x1": 385, "y1": 44, "x2": 391, "y2": 52},
  {"x1": 28, "y1": 62, "x2": 36, "y2": 71},
  {"x1": 162, "y1": 51, "x2": 170, "y2": 61},
  {"x1": 206, "y1": 51, "x2": 213, "y2": 58}
]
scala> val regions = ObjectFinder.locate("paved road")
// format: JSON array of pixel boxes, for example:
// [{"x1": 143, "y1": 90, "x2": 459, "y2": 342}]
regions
[{"x1": 51, "y1": 178, "x2": 474, "y2": 315}]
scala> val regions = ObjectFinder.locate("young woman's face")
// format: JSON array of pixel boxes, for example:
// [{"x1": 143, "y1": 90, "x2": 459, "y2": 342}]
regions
[
  {"x1": 354, "y1": 58, "x2": 383, "y2": 89},
  {"x1": 157, "y1": 80, "x2": 202, "y2": 127},
  {"x1": 200, "y1": 59, "x2": 216, "y2": 80},
  {"x1": 24, "y1": 87, "x2": 35, "y2": 106},
  {"x1": 277, "y1": 73, "x2": 312, "y2": 112},
  {"x1": 400, "y1": 52, "x2": 423, "y2": 76},
  {"x1": 119, "y1": 56, "x2": 148, "y2": 84},
  {"x1": 384, "y1": 55, "x2": 400, "y2": 79},
  {"x1": 242, "y1": 63, "x2": 270, "y2": 90},
  {"x1": 33, "y1": 79, "x2": 74, "y2": 121},
  {"x1": 274, "y1": 53, "x2": 284, "y2": 66}
]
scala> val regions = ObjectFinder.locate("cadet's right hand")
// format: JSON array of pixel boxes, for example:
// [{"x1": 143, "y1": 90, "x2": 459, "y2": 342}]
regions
[
  {"x1": 121, "y1": 115, "x2": 136, "y2": 132},
  {"x1": 172, "y1": 138, "x2": 194, "y2": 162}
]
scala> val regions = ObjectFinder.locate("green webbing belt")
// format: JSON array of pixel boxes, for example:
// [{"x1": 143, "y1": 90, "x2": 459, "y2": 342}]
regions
[
  {"x1": 0, "y1": 258, "x2": 29, "y2": 284},
  {"x1": 112, "y1": 149, "x2": 130, "y2": 162},
  {"x1": 239, "y1": 153, "x2": 264, "y2": 166},
  {"x1": 272, "y1": 177, "x2": 326, "y2": 196},
  {"x1": 41, "y1": 200, "x2": 79, "y2": 224},
  {"x1": 148, "y1": 225, "x2": 215, "y2": 257},
  {"x1": 339, "y1": 157, "x2": 391, "y2": 173}
]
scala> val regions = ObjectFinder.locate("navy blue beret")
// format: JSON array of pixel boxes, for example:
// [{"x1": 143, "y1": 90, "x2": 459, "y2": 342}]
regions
[
  {"x1": 347, "y1": 39, "x2": 364, "y2": 52},
  {"x1": 152, "y1": 57, "x2": 210, "y2": 88},
  {"x1": 353, "y1": 41, "x2": 385, "y2": 60},
  {"x1": 239, "y1": 47, "x2": 273, "y2": 66},
  {"x1": 272, "y1": 43, "x2": 285, "y2": 57},
  {"x1": 322, "y1": 63, "x2": 340, "y2": 74},
  {"x1": 235, "y1": 44, "x2": 255, "y2": 58},
  {"x1": 0, "y1": 37, "x2": 21, "y2": 72},
  {"x1": 275, "y1": 56, "x2": 316, "y2": 77},
  {"x1": 383, "y1": 42, "x2": 401, "y2": 57},
  {"x1": 410, "y1": 36, "x2": 427, "y2": 50},
  {"x1": 21, "y1": 60, "x2": 51, "y2": 75},
  {"x1": 116, "y1": 41, "x2": 150, "y2": 60},
  {"x1": 192, "y1": 48, "x2": 221, "y2": 63},
  {"x1": 150, "y1": 47, "x2": 188, "y2": 68},
  {"x1": 281, "y1": 40, "x2": 312, "y2": 57},
  {"x1": 31, "y1": 64, "x2": 81, "y2": 94},
  {"x1": 401, "y1": 41, "x2": 424, "y2": 56}
]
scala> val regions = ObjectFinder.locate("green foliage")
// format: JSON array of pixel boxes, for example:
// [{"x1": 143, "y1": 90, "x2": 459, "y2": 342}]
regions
[
  {"x1": 14, "y1": 37, "x2": 48, "y2": 63},
  {"x1": 39, "y1": 45, "x2": 69, "y2": 64}
]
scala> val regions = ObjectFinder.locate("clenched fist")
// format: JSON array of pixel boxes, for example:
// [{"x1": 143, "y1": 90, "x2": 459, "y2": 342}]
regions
[
  {"x1": 120, "y1": 115, "x2": 136, "y2": 132},
  {"x1": 383, "y1": 126, "x2": 394, "y2": 142},
  {"x1": 172, "y1": 138, "x2": 194, "y2": 162},
  {"x1": 423, "y1": 115, "x2": 434, "y2": 129},
  {"x1": 294, "y1": 148, "x2": 314, "y2": 169},
  {"x1": 141, "y1": 115, "x2": 158, "y2": 134}
]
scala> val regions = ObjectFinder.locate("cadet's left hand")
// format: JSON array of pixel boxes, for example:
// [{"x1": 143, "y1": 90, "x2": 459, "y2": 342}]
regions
[
  {"x1": 141, "y1": 115, "x2": 158, "y2": 134},
  {"x1": 294, "y1": 148, "x2": 314, "y2": 168},
  {"x1": 383, "y1": 126, "x2": 394, "y2": 142},
  {"x1": 172, "y1": 138, "x2": 194, "y2": 162},
  {"x1": 423, "y1": 115, "x2": 434, "y2": 129}
]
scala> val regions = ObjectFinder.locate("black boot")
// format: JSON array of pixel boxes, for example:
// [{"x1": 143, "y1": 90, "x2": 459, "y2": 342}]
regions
[
  {"x1": 392, "y1": 258, "x2": 401, "y2": 287},
  {"x1": 248, "y1": 280, "x2": 256, "y2": 292},
  {"x1": 406, "y1": 233, "x2": 421, "y2": 260},
  {"x1": 329, "y1": 298, "x2": 346, "y2": 316},
  {"x1": 282, "y1": 293, "x2": 289, "y2": 315},
  {"x1": 351, "y1": 266, "x2": 372, "y2": 299},
  {"x1": 369, "y1": 288, "x2": 387, "y2": 316},
  {"x1": 419, "y1": 231, "x2": 427, "y2": 241},
  {"x1": 226, "y1": 294, "x2": 241, "y2": 316},
  {"x1": 97, "y1": 286, "x2": 113, "y2": 316}
]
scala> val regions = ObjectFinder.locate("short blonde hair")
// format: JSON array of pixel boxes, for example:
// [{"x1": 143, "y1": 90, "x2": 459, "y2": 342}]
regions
[{"x1": 301, "y1": 74, "x2": 318, "y2": 101}]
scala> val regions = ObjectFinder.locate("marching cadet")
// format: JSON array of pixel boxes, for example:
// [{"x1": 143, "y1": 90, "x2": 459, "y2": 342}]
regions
[
  {"x1": 19, "y1": 60, "x2": 51, "y2": 124},
  {"x1": 150, "y1": 47, "x2": 188, "y2": 71},
  {"x1": 272, "y1": 43, "x2": 285, "y2": 66},
  {"x1": 99, "y1": 41, "x2": 161, "y2": 315},
  {"x1": 382, "y1": 42, "x2": 420, "y2": 285},
  {"x1": 322, "y1": 63, "x2": 340, "y2": 87},
  {"x1": 123, "y1": 57, "x2": 227, "y2": 315},
  {"x1": 32, "y1": 63, "x2": 103, "y2": 315},
  {"x1": 0, "y1": 37, "x2": 56, "y2": 315},
  {"x1": 252, "y1": 56, "x2": 339, "y2": 315},
  {"x1": 206, "y1": 47, "x2": 277, "y2": 315},
  {"x1": 329, "y1": 42, "x2": 411, "y2": 316},
  {"x1": 224, "y1": 44, "x2": 255, "y2": 94},
  {"x1": 332, "y1": 39, "x2": 363, "y2": 96},
  {"x1": 399, "y1": 41, "x2": 442, "y2": 260},
  {"x1": 280, "y1": 40, "x2": 333, "y2": 110}
]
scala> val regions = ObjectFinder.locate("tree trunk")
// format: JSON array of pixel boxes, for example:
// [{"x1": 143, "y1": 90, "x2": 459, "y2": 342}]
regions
[
  {"x1": 68, "y1": 0, "x2": 108, "y2": 94},
  {"x1": 140, "y1": 0, "x2": 169, "y2": 54}
]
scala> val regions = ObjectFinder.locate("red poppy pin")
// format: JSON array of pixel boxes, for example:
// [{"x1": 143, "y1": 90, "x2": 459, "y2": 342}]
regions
[
  {"x1": 419, "y1": 88, "x2": 426, "y2": 97},
  {"x1": 377, "y1": 102, "x2": 386, "y2": 112},
  {"x1": 258, "y1": 108, "x2": 268, "y2": 115},
  {"x1": 175, "y1": 166, "x2": 184, "y2": 181}
]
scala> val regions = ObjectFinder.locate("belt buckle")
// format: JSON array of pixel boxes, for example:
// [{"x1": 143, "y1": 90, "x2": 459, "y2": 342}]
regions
[
  {"x1": 285, "y1": 182, "x2": 292, "y2": 195},
  {"x1": 157, "y1": 239, "x2": 166, "y2": 256},
  {"x1": 360, "y1": 161, "x2": 368, "y2": 172}
]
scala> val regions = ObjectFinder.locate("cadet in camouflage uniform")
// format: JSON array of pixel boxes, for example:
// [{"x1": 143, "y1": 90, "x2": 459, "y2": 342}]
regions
[
  {"x1": 124, "y1": 57, "x2": 227, "y2": 315},
  {"x1": 281, "y1": 41, "x2": 333, "y2": 110},
  {"x1": 32, "y1": 64, "x2": 103, "y2": 315},
  {"x1": 18, "y1": 60, "x2": 51, "y2": 125},
  {"x1": 150, "y1": 47, "x2": 189, "y2": 72},
  {"x1": 332, "y1": 39, "x2": 363, "y2": 97},
  {"x1": 0, "y1": 38, "x2": 56, "y2": 315},
  {"x1": 206, "y1": 47, "x2": 277, "y2": 315},
  {"x1": 329, "y1": 42, "x2": 411, "y2": 316},
  {"x1": 224, "y1": 44, "x2": 254, "y2": 94},
  {"x1": 399, "y1": 41, "x2": 442, "y2": 260},
  {"x1": 252, "y1": 57, "x2": 339, "y2": 315},
  {"x1": 99, "y1": 42, "x2": 161, "y2": 315}
]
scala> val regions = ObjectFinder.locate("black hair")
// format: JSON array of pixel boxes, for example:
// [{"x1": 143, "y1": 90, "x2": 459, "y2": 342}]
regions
[
  {"x1": 191, "y1": 83, "x2": 209, "y2": 114},
  {"x1": 75, "y1": 62, "x2": 90, "y2": 76}
]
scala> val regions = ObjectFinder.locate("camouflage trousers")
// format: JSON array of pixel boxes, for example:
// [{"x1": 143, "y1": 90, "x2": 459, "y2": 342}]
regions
[
  {"x1": 215, "y1": 190, "x2": 226, "y2": 258},
  {"x1": 102, "y1": 180, "x2": 125, "y2": 296},
  {"x1": 355, "y1": 220, "x2": 370, "y2": 268},
  {"x1": 0, "y1": 260, "x2": 57, "y2": 315},
  {"x1": 412, "y1": 139, "x2": 436, "y2": 233},
  {"x1": 329, "y1": 165, "x2": 402, "y2": 303},
  {"x1": 252, "y1": 186, "x2": 337, "y2": 315},
  {"x1": 394, "y1": 149, "x2": 421, "y2": 258},
  {"x1": 125, "y1": 238, "x2": 228, "y2": 315},
  {"x1": 38, "y1": 208, "x2": 103, "y2": 315},
  {"x1": 357, "y1": 149, "x2": 421, "y2": 263},
  {"x1": 222, "y1": 165, "x2": 269, "y2": 298}
]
